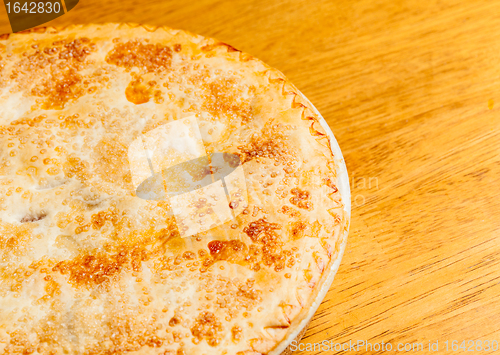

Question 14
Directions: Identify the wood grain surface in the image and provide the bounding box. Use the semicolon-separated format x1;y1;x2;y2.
1;0;499;354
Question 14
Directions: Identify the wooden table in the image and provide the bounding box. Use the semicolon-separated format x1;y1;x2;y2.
1;0;499;353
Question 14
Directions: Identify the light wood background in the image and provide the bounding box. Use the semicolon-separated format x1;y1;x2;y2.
1;0;500;354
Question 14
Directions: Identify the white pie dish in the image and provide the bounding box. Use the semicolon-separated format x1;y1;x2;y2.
272;93;351;355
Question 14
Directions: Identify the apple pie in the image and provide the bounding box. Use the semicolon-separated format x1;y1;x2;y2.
0;23;350;355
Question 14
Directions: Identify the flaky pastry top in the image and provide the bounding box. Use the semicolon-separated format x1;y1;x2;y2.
0;23;347;355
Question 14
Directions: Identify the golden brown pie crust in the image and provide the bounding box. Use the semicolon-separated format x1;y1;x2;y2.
0;23;349;355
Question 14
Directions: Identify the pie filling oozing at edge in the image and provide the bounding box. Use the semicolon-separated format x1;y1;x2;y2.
0;24;347;355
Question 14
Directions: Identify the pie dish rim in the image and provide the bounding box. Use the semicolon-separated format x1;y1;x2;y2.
273;91;351;355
